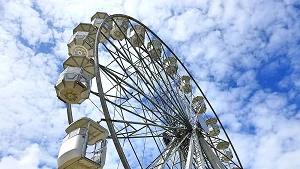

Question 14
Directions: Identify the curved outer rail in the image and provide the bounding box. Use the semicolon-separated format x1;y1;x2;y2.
93;14;131;169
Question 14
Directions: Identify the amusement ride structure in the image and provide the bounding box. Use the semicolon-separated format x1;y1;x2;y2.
54;12;243;169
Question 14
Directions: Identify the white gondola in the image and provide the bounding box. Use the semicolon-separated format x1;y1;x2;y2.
57;117;109;169
91;12;111;43
208;124;220;136
147;40;162;59
199;104;207;114
192;96;207;114
221;148;233;162
110;17;129;40
216;140;229;150
179;76;192;94
205;118;217;125
130;25;145;47
68;23;97;58
205;118;220;136
55;67;91;104
63;56;95;79
163;57;178;76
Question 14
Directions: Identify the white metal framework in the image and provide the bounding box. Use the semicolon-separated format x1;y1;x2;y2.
54;12;243;169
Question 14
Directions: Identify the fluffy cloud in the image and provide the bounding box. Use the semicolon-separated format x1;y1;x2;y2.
0;0;300;169
0;144;55;169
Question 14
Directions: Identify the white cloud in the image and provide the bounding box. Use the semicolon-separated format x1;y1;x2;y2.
1;0;300;169
0;144;56;169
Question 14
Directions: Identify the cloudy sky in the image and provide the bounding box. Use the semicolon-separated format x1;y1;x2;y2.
1;0;300;169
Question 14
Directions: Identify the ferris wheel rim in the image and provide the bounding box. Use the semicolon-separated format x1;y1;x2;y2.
91;13;243;169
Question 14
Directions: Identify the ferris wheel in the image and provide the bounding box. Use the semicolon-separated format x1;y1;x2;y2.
54;12;243;169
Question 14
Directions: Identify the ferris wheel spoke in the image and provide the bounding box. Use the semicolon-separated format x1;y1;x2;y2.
125;128;145;168
144;68;190;126
118;127;169;168
141;123;148;166
102;43;190;129
105;25;188;123
116;38;145;63
104;37;147;71
112;135;172;139
117;125;149;137
116;118;161;169
129;53;186;120
111;119;178;139
120;123;163;143
140;123;166;156
115;57;188;127
126;55;189;124
107;119;186;131
105;98;158;124
170;153;182;169
99;65;187;126
148;63;186;113
142;31;190;119
118;128;164;138
105;88;173;128
146;133;190;169
101;81;186;138
116;122;176;168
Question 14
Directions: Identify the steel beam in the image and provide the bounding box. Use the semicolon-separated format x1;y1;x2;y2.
66;103;73;124
185;135;194;169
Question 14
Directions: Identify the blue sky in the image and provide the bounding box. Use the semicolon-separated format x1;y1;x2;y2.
0;0;300;169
